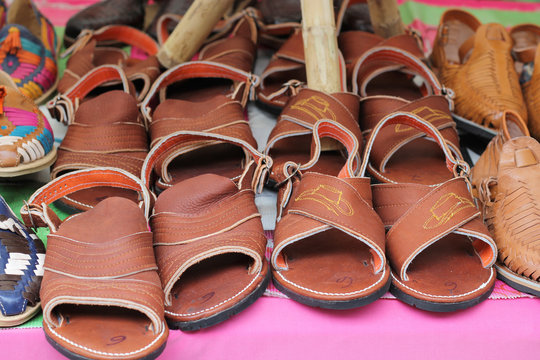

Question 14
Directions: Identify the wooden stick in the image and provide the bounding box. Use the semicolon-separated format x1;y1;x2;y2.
157;0;234;68
300;0;341;93
366;0;405;38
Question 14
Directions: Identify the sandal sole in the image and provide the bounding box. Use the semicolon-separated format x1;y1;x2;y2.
495;263;540;297
390;281;495;312
44;331;167;360
169;269;271;332
272;272;391;310
0;302;41;327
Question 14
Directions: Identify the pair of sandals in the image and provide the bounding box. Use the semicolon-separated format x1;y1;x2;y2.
260;28;497;311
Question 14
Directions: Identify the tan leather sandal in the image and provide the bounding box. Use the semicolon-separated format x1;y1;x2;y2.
430;9;527;129
20;168;168;360
141;132;269;331
510;24;540;141
473;111;540;297
366;112;497;312
47;65;148;211
271;119;390;309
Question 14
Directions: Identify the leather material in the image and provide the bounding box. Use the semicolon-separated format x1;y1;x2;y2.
365;112;497;307
64;0;145;44
354;46;462;185
151;173;268;325
472;112;540;293
59;25;160;102
510;24;540;141
430;9;527;129
48;66;148;211
271;119;390;307
471;111;529;190
20;168;167;360
264;88;362;184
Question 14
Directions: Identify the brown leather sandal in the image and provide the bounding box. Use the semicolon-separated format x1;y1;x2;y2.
47;65;148;211
59;25;160;101
141;132;269;331
353;46;462;184
20;168;168;360
270;119;390;309
365;112;498;311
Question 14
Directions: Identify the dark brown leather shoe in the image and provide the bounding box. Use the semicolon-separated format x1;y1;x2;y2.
64;0;145;46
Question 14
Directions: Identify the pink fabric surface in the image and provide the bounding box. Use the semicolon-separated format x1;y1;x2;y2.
2;297;539;359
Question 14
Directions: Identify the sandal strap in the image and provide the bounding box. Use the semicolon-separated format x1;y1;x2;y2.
359;111;468;180
272;172;385;273
352;46;442;97
360;96;460;173
62;25;158;59
20;168;153;231
372;178;497;281
141;61;259;125
47;65;131;125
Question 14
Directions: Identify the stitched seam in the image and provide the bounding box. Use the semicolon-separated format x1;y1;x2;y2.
46;321;167;357
391;268;494;299
275;267;386;296
165;271;261;317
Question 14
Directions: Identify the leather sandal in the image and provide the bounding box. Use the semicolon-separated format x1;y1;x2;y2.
473;111;540;297
0;194;44;327
59;25;160;102
141;132;269;331
354;47;462;184
430;9;527;129
263;88;362;188
510;24;540;140
366;112;497;311
47;65;148;211
20;168;168;360
271;119;390;309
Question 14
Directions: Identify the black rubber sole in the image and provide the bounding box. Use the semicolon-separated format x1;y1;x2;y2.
272;272;392;310
45;331;167;360
170;269;271;332
390;281;495;312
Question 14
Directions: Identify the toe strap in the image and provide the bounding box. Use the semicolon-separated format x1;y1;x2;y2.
272;172;386;273
373;177;497;281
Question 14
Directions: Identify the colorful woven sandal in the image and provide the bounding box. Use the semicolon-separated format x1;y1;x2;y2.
0;194;44;327
0;0;58;104
0;70;56;177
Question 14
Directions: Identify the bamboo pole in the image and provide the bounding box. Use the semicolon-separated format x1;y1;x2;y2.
157;0;234;68
366;0;405;38
300;0;341;93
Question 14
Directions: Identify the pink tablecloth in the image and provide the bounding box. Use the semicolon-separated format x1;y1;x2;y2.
2;297;539;360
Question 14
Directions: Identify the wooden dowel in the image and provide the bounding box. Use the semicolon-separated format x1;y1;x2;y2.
366;0;405;38
300;0;341;93
157;0;234;68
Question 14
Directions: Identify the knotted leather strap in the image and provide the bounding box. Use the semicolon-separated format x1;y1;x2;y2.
47;65;130;125
372;178;497;281
20;167;153;232
150;174;266;306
